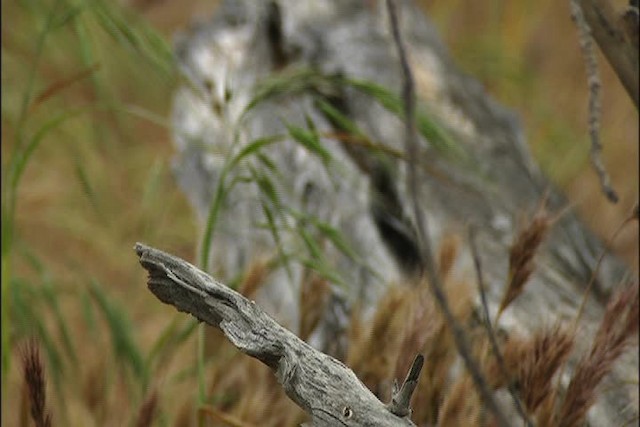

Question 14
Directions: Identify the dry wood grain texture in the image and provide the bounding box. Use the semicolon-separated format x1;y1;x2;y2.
135;243;421;426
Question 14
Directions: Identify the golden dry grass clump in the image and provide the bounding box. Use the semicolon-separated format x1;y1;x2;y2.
15;213;639;427
556;282;639;427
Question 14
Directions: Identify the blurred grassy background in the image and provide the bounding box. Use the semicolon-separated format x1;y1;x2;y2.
2;0;637;425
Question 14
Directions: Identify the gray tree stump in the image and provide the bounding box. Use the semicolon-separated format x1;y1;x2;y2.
165;0;637;425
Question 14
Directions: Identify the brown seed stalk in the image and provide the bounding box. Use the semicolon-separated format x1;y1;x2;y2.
21;339;52;427
498;200;553;318
557;282;639;427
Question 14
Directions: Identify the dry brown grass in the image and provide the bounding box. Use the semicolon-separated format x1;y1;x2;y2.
437;233;461;281
299;272;332;343
438;375;482;427
488;326;574;416
499;199;554;318
556;282;639;427
12;243;638;426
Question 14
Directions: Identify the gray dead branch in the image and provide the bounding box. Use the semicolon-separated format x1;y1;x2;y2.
135;242;419;426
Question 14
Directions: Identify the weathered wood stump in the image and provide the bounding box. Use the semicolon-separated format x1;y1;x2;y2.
158;0;637;425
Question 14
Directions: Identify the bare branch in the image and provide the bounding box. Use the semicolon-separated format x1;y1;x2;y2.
385;1;510;426
135;243;417;426
571;0;619;204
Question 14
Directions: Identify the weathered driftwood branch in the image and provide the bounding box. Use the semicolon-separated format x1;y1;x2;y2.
134;242;418;426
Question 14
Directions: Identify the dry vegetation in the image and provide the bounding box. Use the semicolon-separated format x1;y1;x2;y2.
2;0;637;426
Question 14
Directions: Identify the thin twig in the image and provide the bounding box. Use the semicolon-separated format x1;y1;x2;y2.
384;1;510;426
571;0;619;203
469;227;534;426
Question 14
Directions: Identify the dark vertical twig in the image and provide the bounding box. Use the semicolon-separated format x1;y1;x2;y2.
570;0;619;203
469;227;534;426
384;1;510;426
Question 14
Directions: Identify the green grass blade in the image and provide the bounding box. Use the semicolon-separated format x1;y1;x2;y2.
10;277;65;390
241;69;319;117
345;77;465;160
41;280;79;366
199;135;283;270
2;103;88;382
145;315;197;370
312;220;358;262
88;278;148;387
228;135;284;172
9;107;90;211
141;157;164;210
248;166;294;284
197;323;206;417
13;0;64;153
51;2;87;29
1;255;11;379
91;0;174;80
284;122;332;164
255;152;278;172
199;172;229;270
297;257;347;290
72;5;113;146
73;157;106;222
295;224;346;288
80;288;97;334
314;98;366;138
18;245;80;366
